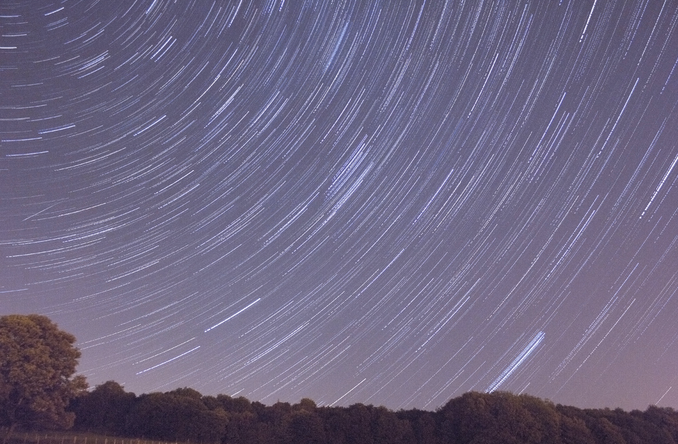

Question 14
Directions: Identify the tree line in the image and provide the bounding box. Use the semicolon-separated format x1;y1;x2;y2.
4;314;678;444
67;384;678;444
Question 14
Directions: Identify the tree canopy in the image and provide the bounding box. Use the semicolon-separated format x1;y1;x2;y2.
0;314;87;441
4;313;678;444
67;386;678;444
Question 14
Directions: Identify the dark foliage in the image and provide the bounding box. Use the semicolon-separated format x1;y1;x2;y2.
67;386;678;444
69;381;135;435
1;314;87;441
5;315;675;444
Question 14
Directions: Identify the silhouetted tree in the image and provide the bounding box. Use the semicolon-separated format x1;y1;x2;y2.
371;405;415;444
643;405;678;443
317;406;350;444
167;386;203;400
601;407;670;444
0;314;87;442
202;394;221;411
70;381;135;435
398;408;440;444
285;410;326;444
346;403;375;444
218;394;254;413
438;391;562;444
43;375;678;444
557;404;597;444
295;397;317;412
582;410;627;444
125;390;227;443
223;411;257;444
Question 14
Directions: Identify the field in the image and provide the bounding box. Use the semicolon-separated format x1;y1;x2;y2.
1;430;184;444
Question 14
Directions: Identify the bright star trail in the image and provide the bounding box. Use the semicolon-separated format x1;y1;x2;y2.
2;1;678;411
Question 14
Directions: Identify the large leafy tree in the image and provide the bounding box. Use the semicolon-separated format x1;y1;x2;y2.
0;314;87;441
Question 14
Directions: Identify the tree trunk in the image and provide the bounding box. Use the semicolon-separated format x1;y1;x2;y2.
2;422;17;444
3;396;22;444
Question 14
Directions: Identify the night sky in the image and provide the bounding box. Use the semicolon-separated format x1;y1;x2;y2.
2;0;678;412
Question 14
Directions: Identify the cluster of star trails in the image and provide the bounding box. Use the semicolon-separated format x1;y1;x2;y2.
2;0;678;410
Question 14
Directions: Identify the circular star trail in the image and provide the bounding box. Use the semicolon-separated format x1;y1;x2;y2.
2;0;678;411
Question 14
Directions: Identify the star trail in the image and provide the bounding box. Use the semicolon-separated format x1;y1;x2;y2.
2;0;678;411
